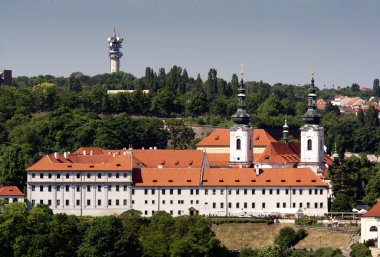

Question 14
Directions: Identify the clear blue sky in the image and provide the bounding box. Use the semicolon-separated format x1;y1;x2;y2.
1;0;379;88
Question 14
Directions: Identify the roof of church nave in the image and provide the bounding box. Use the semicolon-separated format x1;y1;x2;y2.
196;128;277;147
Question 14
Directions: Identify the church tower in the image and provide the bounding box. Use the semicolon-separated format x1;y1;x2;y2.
229;65;253;167
299;71;325;173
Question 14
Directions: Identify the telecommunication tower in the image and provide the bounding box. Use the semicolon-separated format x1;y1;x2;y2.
107;28;123;73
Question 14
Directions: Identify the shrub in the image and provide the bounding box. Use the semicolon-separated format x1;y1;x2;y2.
295;217;318;226
350;243;371;257
363;238;376;247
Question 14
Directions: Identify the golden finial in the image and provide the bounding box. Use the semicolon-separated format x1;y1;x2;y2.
240;64;244;81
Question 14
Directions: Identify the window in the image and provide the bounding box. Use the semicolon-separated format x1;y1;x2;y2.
252;189;255;195
236;189;239;195
32;173;35;178
252;202;255;208
65;200;69;206
220;202;224;208
132;200;135;204
98;199;102;206
87;173;91;179
178;200;184;204
315;189;318;195
320;189;323;195
320;203;323;208
276;189;280;195
293;203;296;208
299;203;303;208
87;199;91;206
299;189;303;195
116;173;119;178
285;189;289;195
116;185;119;191
108;185;111;191
178;189;181;195
32;200;35;206
277;202;280;208
57;185;60;191
205;189;208;195
123;199;127;205
307;139;312;150
236;138;241;150
262;202;266;208
57;200;60;206
163;200;166;204
314;202;318;208
124;185;127;191
236;203;240;208
48;185;52;192
48;173;52;179
98;173;101;179
145;211;148;215
370;226;378;232
307;202;310;208
244;202;247;208
124;173;127;178
152;200;155;204
76;173;80;179
170;200;173;204
262;189;265;195
309;189;312;195
170;210;173;215
244;189;248;195
170;189;173;195
76;186;80;192
283;203;286;208
269;189;273;195
144;200;148;204
213;189;216;195
87;186;91;192
66;173;69;179
108;173;112;178
40;173;43;178
98;185;102;192
221;189;224;195
116;199;120;206
40;186;43;192
190;189;193;195
196;200;199;204
178;210;181;215
213;203;216;208
132;189;135;195
228;189;232;195
162;189;166;195
65;185;69;192
57;173;61;179
228;202;232;208
32;185;35;191
144;189;148;195
48;200;51;205
292;189;296;194
108;199;112;206
76;200;80;206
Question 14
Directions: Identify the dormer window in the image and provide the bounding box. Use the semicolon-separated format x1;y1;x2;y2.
236;139;241;150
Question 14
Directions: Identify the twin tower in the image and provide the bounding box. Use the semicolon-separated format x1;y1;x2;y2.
228;68;325;173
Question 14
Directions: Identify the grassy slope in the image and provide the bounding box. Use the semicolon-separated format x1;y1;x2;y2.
212;223;352;251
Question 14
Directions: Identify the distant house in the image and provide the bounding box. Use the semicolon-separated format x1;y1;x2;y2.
316;99;327;110
107;90;150;94
0;185;24;203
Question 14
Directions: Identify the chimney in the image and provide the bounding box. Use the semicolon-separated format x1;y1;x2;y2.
90;150;94;155
154;146;157;150
64;152;69;159
83;150;87;156
255;165;260;176
149;147;153;150
54;152;59;160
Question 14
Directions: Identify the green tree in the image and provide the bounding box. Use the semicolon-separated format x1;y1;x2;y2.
350;243;371;257
331;194;352;212
274;226;298;248
373;78;379;97
165;119;195;149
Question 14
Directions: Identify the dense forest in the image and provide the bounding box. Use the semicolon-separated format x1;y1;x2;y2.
0;66;379;201
0;202;371;257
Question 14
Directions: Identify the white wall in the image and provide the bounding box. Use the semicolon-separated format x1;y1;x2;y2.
361;217;380;245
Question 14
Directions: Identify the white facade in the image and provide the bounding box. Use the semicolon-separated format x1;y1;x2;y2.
229;125;253;166
361;217;380;246
110;59;120;73
299;124;325;173
27;170;132;216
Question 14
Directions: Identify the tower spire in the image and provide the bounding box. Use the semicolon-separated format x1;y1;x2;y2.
332;143;339;159
231;64;250;125
302;67;321;125
283;117;289;144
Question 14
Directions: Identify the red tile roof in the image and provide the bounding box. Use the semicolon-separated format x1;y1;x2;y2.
26;153;133;171
197;129;277;147
202;167;327;187
363;201;380;217
207;153;262;166
133;168;201;186
0;185;24;196
131;150;205;168
74;147;104;155
256;142;300;163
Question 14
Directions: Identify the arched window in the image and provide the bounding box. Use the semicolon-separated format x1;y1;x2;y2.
236;139;241;150
307;139;312;151
370;226;378;232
